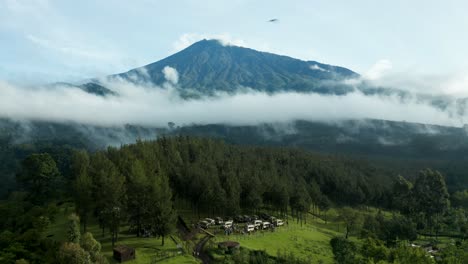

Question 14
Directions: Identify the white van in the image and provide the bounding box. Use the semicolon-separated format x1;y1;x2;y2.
275;219;284;227
224;221;233;229
254;220;262;229
246;224;255;232
262;222;270;229
205;218;215;225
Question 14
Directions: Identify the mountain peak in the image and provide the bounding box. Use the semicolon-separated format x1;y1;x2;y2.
113;39;359;95
187;38;241;48
194;38;223;45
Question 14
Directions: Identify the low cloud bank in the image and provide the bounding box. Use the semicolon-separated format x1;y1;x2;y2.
0;67;466;128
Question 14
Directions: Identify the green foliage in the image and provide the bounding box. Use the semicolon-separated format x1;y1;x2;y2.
72;150;93;233
88;152;125;247
276;251;311;264
360;238;390;263
68;213;81;244
57;242;91;264
391;175;413;214
149;172;176;246
439;240;468;264
80;232;107;264
120;136;392;215
338;207;363;239
451;190;468;209
360;212;417;246
0;193;59;263
330;236;358;264
390;245;435;264
125;159;149;236
4;136;468;263
412;169;450;217
16;153;62;204
215;247;311;264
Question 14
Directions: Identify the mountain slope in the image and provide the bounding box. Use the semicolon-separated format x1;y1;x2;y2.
114;39;359;94
74;39;465;116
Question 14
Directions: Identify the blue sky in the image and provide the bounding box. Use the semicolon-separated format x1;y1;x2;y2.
1;0;468;84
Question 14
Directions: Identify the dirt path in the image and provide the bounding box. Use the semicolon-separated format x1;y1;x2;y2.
194;235;212;264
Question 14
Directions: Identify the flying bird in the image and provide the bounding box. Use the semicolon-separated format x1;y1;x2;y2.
268;18;279;23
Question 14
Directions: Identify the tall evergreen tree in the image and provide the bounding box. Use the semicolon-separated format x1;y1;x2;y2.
16;153;61;204
392;175;413;214
126;160;149;237
149;172;175;246
412;169;450;217
71;150;93;232
89;153;125;245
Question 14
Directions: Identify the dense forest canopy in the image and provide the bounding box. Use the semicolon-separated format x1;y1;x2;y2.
96;136;394;211
2;136;468;263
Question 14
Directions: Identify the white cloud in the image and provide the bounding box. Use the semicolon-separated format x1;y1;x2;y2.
162;66;179;85
363;59;393;81
352;59;468;97
437;73;468;96
310;64;328;72
172;33;247;52
0;78;464;128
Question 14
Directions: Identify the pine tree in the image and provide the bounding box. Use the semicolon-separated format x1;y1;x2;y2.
89;152;125;246
72;150;93;232
126;160;149;237
16;153;61;204
149;172;176;246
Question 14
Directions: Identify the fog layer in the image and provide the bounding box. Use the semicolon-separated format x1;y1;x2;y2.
0;68;466;128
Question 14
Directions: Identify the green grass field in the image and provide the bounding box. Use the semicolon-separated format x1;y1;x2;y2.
46;204;355;263
205;216;339;264
46;203;199;263
86;224;199;264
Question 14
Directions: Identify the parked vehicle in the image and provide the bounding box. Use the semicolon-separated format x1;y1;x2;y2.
262;222;270;229
215;217;224;225
205;218;215;225
254;220;262;229
224;221;233;229
275;219;284;227
243;215;251;222
245;224;255;232
251;215;259;220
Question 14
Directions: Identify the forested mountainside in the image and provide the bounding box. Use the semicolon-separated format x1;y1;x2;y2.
2;118;468;199
3;136;468;263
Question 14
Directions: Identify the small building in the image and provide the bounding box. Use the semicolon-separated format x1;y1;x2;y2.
113;245;136;263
